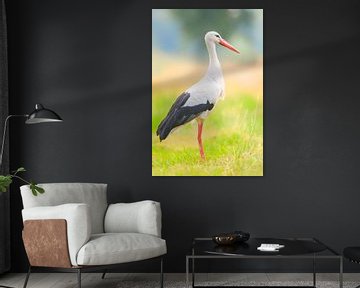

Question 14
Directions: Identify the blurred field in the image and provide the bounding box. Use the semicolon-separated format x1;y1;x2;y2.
152;57;263;176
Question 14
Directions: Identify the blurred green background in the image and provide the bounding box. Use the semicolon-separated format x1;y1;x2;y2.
152;9;263;176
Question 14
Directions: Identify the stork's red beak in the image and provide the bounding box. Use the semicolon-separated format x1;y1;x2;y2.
219;39;240;54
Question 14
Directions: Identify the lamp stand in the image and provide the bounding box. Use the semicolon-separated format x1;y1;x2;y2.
0;105;62;288
0;115;27;288
0;114;28;169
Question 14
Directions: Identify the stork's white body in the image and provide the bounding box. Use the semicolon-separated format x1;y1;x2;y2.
184;35;225;119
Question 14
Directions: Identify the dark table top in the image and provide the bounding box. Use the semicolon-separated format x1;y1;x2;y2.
191;238;340;257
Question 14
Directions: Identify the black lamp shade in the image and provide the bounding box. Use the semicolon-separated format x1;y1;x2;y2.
25;104;63;124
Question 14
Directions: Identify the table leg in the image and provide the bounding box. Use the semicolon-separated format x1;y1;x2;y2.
192;257;195;288
192;247;195;288
313;254;316;287
339;257;343;288
186;257;189;288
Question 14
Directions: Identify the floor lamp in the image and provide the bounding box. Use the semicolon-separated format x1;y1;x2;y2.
0;103;62;288
0;103;63;167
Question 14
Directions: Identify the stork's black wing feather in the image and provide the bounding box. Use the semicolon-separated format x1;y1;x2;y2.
156;92;214;141
156;92;190;136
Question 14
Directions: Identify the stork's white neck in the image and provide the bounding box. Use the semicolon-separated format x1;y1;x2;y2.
205;39;223;80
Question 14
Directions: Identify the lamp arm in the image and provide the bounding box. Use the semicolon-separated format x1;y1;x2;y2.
0;114;28;169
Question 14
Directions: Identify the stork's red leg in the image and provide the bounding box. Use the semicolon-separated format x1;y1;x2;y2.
197;119;205;159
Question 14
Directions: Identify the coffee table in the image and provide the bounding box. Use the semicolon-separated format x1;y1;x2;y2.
186;237;343;288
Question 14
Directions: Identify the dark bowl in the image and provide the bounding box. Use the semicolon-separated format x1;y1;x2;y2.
212;234;237;245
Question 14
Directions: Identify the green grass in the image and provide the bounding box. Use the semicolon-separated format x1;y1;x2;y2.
152;89;263;176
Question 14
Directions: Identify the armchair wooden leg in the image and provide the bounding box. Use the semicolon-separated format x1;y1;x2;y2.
77;269;81;288
23;266;31;288
101;270;107;279
160;257;164;288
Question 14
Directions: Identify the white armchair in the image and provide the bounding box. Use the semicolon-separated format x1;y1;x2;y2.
20;183;166;288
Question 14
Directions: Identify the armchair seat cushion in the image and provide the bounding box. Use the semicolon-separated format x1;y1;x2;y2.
76;233;167;266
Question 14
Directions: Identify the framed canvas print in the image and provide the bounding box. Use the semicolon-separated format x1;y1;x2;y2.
152;9;263;176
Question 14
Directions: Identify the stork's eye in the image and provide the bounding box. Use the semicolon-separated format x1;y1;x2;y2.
215;35;220;38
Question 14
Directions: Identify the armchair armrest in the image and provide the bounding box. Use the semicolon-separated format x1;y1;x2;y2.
104;200;162;237
22;203;91;266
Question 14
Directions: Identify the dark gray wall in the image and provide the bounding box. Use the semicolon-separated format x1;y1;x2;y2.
6;0;360;273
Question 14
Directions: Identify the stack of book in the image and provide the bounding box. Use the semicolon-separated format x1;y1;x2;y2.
257;243;285;252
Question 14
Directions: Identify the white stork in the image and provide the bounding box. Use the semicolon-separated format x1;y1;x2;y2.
156;31;240;159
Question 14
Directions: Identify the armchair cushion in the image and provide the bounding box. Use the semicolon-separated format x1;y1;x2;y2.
21;183;108;234
22;203;91;266
76;233;167;266
104;201;162;237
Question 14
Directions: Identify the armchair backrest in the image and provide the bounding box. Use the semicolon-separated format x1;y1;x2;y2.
20;183;108;234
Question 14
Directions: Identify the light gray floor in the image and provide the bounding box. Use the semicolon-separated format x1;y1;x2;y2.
0;273;359;288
